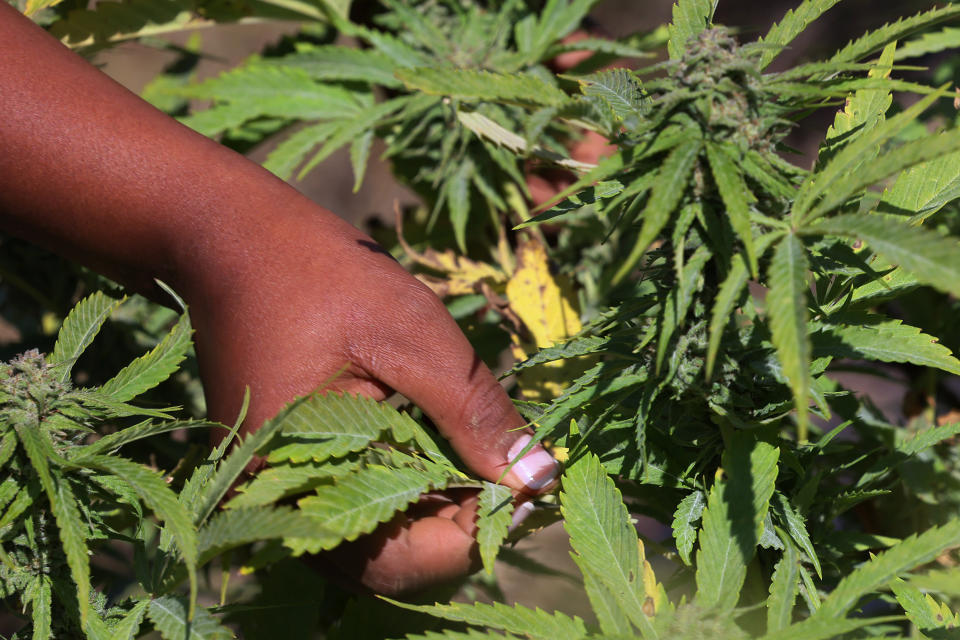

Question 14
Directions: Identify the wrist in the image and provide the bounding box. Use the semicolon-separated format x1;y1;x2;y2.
165;176;364;314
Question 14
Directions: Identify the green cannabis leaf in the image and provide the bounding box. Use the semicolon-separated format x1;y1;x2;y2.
475;482;515;574
11;2;960;639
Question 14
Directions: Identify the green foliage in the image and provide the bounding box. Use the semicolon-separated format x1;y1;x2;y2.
814;519;960;620
577;69;646;125
810;213;960;297
146;0;658;251
0;296;208;636
46;0;346;48
766;541;801;633
758;0;843;68
896;26;960;61
514;0;599;62
475;482;514;574
179;66;366;137
612;138;701;284
11;1;960;639
0;295;467;638
47;291;125;382
291;458;452;554
890;578;960;638
98;311;191;402
384;598;588;640
882;150;960;223
225;457;358;509
827;5;960;65
560;452;656;637
816;318;960;375
667;0;716;60
671;490;705;566
694;434;780;612
395;68;569;106
147;596;234;640
767;234;813;439
197;506;332;564
187;396;290;526
259;390;455;467
706;142;757;275
112;600;150;640
82;453;201;610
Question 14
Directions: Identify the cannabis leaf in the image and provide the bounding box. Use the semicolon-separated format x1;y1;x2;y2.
98;311;192;402
289;463;448;554
613;137;700;284
668;0;716;60
383;599;588;640
758;0;843;68
395;68;569;107
695;433;779;612
767;234;813;440
814;319;960;375
475;482;515;574
767;541;802;633
561;452;656;637
809;213;960;299
814;519;960;620
48;291;125;383
671;490;705;566
147;596;234;640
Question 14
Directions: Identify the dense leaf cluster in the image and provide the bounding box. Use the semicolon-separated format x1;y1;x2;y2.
146;0;660;251
4;0;960;638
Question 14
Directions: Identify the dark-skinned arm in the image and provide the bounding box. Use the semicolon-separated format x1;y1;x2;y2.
0;3;559;594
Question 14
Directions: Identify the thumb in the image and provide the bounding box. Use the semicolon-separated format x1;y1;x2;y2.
351;284;560;495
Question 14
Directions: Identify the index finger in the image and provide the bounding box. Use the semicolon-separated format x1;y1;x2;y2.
349;277;560;495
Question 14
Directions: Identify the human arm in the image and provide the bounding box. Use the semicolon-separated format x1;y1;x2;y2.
0;3;558;593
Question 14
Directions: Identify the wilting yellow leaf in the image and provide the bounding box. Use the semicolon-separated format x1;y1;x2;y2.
506;240;584;400
396;205;505;297
414;251;505;297
509;338;570;400
24;0;63;16
506;240;581;348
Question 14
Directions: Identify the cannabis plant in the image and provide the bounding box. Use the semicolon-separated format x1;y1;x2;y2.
383;0;960;636
6;0;960;638
0;290;522;638
0;292;206;637
152;0;665;252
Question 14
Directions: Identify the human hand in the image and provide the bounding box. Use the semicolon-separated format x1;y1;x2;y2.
177;199;560;594
0;2;558;596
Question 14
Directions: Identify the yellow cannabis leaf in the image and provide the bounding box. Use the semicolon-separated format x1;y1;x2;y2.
24;0;63;16
415;251;506;297
506;240;581;349
396;205;506;298
506;240;584;401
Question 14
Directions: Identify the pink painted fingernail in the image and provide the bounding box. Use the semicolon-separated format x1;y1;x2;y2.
507;434;559;492
509;501;536;532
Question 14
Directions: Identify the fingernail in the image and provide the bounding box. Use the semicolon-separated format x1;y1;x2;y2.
509;501;536;532
507;434;559;492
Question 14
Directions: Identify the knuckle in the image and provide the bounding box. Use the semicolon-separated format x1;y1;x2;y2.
453;376;522;453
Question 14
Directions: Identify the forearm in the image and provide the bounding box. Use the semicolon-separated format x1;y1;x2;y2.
0;3;348;303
